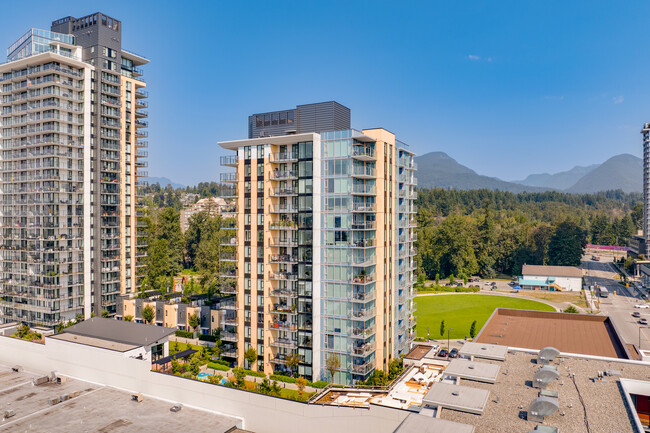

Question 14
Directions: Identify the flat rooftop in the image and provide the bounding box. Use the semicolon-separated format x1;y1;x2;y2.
0;365;240;432
405;344;435;360
475;309;628;359
394;413;475;433
423;382;490;415
458;342;508;361
49;317;176;351
437;350;648;432
443;360;500;384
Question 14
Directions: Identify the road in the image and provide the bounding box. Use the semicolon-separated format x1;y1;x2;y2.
582;256;650;351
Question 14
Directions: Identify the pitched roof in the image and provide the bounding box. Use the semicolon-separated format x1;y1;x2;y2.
522;264;582;278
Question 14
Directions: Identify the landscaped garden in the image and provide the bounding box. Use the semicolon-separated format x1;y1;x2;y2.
414;293;556;340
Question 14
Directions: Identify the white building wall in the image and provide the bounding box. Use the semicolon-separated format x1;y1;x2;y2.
0;336;409;433
522;274;582;291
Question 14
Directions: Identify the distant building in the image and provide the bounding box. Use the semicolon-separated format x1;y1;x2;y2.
643;123;650;256
179;197;235;233
180;193;200;207
518;264;582;291
115;294;224;335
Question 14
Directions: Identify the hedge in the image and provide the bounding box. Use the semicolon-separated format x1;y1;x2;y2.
213;359;229;366
198;334;218;342
207;362;230;372
417;285;480;293
270;374;329;388
244;369;267;378
175;330;194;338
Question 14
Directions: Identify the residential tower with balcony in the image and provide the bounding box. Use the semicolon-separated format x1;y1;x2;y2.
218;103;417;384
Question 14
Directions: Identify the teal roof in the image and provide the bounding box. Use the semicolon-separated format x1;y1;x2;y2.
518;279;549;286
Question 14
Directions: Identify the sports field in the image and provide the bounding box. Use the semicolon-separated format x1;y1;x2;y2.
414;294;556;340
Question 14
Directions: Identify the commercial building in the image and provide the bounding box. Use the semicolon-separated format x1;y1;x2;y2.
0;13;148;326
180;196;235;233
2;311;650;433
218;102;417;383
518;264;582;291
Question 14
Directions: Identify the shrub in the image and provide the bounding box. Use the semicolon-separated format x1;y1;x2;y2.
175;330;194;339
270;374;296;384
214;359;229;366
208;362;230;372
244;369;266;378
198;334;217;342
309;380;329;389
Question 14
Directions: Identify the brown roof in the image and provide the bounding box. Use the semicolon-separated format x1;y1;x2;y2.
475;309;628;359
404;344;434;360
522;264;582;278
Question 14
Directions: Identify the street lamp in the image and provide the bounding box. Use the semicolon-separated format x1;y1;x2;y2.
448;328;453;352
427;327;430;341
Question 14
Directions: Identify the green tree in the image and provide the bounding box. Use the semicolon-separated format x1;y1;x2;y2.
244;347;258;369
325;353;340;383
124;315;134;322
232;367;247;388
564;305;578;314
101;310;110;318
286;353;301;377
440;319;445;338
435;273;440;286
188;313;200;332
548;220;587;266
142;305;155;324
469;320;477;339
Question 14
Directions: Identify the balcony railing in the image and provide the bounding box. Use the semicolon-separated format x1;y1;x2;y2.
269;151;298;163
220;155;237;167
271;170;297;180
270;272;298;281
351;203;376;213
270;187;297;196
220;172;237;183
269;221;297;230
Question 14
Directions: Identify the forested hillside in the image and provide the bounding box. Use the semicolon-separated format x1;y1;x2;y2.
415;188;642;279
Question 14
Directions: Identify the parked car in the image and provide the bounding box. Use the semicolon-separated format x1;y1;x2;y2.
640;318;648;325
490;282;497;286
633;312;641;318
438;349;448;358
635;304;650;309
456;282;464;287
508;281;516;286
449;348;458;358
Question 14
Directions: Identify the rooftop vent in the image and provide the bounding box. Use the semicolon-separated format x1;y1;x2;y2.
533;366;560;389
537;347;560;365
527;396;559;422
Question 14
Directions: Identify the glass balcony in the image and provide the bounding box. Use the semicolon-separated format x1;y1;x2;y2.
271;170;297;180
269;151;298;163
220;155;237;167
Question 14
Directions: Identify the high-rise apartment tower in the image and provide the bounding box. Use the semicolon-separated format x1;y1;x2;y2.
218;103;417;384
0;13;148;326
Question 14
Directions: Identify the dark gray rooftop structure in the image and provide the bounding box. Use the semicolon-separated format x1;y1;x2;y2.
54;317;175;349
248;101;350;138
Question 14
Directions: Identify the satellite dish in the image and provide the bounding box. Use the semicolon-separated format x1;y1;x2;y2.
538;347;560;365
528;396;559;422
533;366;560;389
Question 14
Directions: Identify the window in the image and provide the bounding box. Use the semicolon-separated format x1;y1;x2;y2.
287;111;294;124
257;214;264;225
279;112;286;125
257;164;263;177
257;145;264;159
264;114;270;126
256;115;263;127
257;181;264;192
272;113;279;125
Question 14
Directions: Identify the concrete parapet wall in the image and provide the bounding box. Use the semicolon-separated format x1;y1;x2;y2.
0;335;408;433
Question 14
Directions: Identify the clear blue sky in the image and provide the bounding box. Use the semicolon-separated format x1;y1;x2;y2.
3;0;649;185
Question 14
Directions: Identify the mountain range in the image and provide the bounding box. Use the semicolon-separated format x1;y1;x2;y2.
144;177;185;189
414;152;643;194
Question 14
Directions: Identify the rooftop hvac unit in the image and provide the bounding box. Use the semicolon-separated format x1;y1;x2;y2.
48;397;61;406
11;365;22;372
33;376;49;386
527;396;559;422
533;366;560;389
3;409;15;419
537;347;560;365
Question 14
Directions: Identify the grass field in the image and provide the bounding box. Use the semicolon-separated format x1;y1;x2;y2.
415;294;556;340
